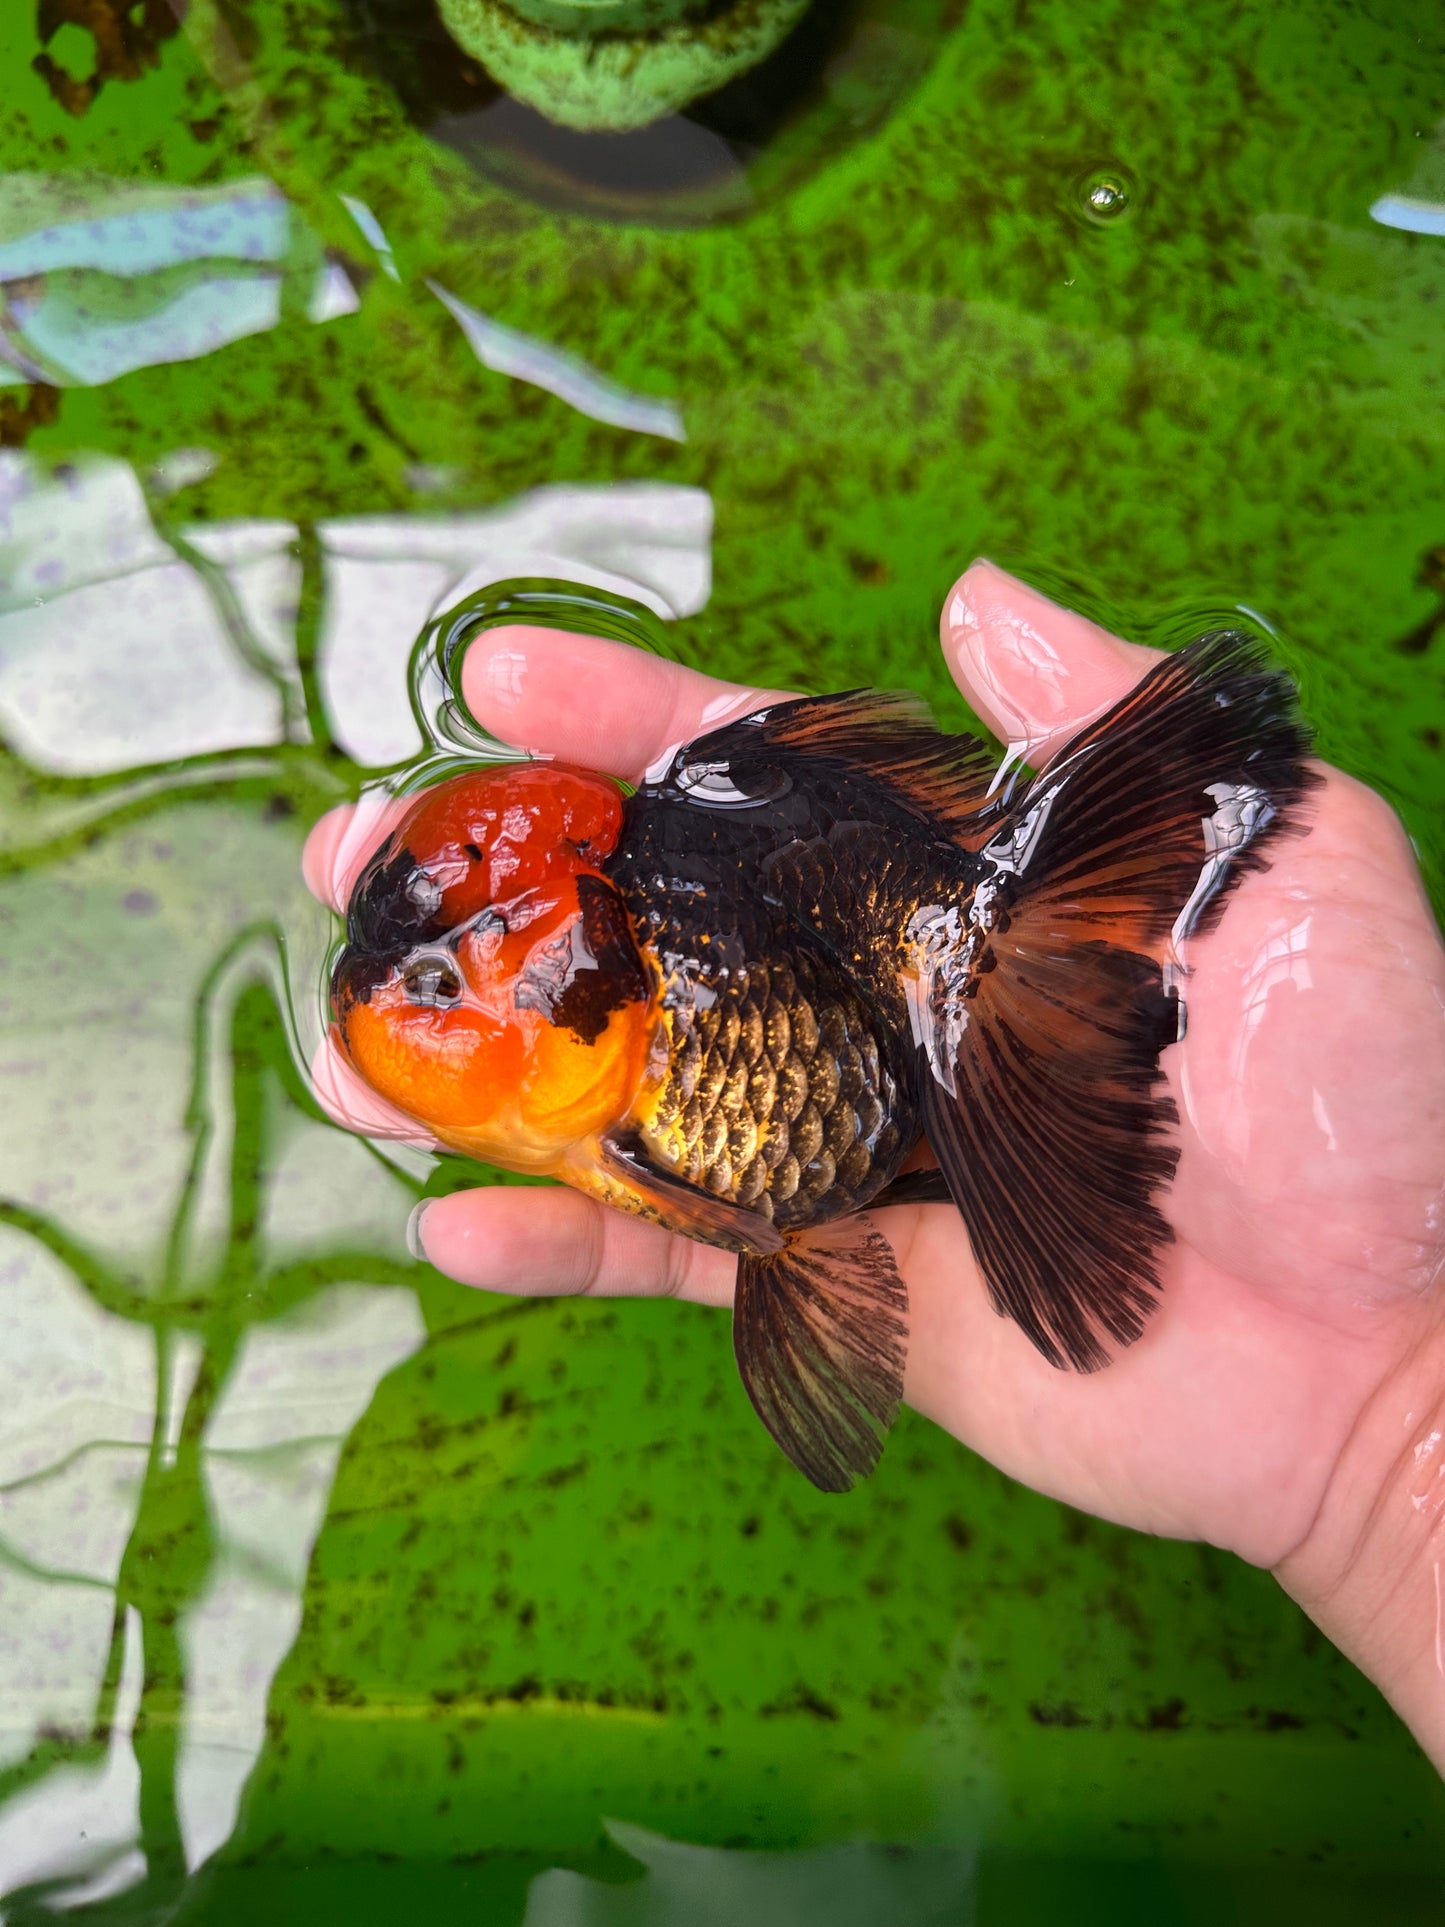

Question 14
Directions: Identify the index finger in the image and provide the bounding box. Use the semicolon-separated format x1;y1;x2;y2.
942;560;1162;768
304;627;791;912
460;624;793;783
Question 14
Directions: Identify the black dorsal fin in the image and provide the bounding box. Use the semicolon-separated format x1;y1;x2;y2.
676;690;1005;844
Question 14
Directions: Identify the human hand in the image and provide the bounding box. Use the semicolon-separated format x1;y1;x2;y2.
304;560;1445;1769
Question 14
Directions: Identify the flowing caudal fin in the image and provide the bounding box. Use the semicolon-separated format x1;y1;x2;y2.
733;1217;908;1492
917;630;1319;1372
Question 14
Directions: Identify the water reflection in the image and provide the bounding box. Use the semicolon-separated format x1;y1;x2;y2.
0;169;689;463
0;917;427;1910
1371;195;1445;238
0;177;357;392
0;422;711;1906
318;483;710;764
522;1820;978;1925
427;279;687;442
1368;121;1445;239
0;1609;143;1910
0;457;296;770
345;0;957;226
0;452;710;772
179;1287;427;1872
431;0;810;133
334;191;686;440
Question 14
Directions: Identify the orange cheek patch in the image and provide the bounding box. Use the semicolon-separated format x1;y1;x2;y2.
453;877;655;1154
336;873;657;1172
513;988;654;1148
338;995;512;1133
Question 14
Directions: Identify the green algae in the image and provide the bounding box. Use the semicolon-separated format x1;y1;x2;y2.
0;1;1443;1921
433;0;811;133
5;0;1440;858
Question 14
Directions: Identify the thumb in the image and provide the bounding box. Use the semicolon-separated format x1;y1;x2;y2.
941;559;1161;768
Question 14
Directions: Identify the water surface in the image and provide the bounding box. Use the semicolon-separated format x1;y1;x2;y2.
1;1;1443;1919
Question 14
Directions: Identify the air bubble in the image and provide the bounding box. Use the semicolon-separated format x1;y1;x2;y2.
1075;163;1137;226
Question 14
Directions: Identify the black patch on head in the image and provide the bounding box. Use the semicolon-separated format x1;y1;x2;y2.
559;874;648;1040
334;839;458;1022
331;946;396;1019
347;842;449;955
513;874;647;1045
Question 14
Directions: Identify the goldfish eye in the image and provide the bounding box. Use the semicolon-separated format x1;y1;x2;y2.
401;953;463;1009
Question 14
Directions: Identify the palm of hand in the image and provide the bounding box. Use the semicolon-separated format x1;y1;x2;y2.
902;759;1444;1567
306;563;1445;1572
1173;774;1442;1324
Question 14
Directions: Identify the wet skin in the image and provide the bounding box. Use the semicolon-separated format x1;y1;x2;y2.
305;559;1445;1770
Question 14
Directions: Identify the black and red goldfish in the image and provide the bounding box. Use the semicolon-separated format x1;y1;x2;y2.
328;633;1315;1491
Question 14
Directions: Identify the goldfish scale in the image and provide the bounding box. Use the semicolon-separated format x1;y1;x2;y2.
625;930;910;1236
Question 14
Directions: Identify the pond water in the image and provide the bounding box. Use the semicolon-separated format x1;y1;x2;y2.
1;1;1443;1921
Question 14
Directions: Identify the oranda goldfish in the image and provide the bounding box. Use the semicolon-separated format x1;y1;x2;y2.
329;632;1315;1490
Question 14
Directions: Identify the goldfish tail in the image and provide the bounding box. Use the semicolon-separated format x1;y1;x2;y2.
733;1217;908;1492
915;630;1319;1373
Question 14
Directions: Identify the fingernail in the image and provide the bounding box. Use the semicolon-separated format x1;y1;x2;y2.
406;1200;433;1262
945;559;1000;643
465;625;544;712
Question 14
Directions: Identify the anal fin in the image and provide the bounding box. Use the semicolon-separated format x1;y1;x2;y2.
733;1216;908;1492
869;1168;954;1210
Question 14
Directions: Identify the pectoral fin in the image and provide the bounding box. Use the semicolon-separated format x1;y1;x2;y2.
733;1216;908;1492
597;1129;784;1256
